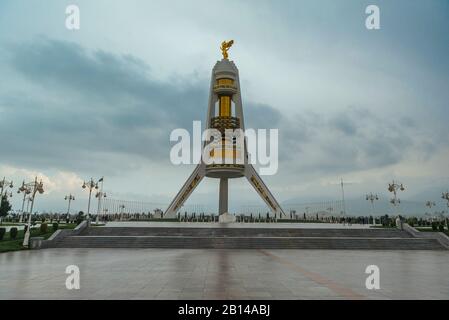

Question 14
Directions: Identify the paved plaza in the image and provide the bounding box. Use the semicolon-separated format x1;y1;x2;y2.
1;248;448;299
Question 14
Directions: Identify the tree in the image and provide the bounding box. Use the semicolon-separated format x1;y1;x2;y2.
75;211;85;225
0;195;12;225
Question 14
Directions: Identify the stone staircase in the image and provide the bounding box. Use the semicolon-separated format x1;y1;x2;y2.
49;226;447;250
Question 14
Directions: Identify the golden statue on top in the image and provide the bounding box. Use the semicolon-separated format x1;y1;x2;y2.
220;40;234;59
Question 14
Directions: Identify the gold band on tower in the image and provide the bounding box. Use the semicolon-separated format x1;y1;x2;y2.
217;78;233;117
219;96;231;116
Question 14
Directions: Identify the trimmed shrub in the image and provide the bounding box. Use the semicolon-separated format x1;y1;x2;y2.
407;217;418;227
438;224;444;232
76;217;83;225
432;222;438;231
0;228;5;240
40;223;48;234
75;211;85;226
10;227;18;240
52;222;59;232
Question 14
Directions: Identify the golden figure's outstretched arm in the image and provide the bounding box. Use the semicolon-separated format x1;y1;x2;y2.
220;40;234;59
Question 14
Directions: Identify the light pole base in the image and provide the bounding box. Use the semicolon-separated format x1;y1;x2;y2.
219;212;236;224
23;230;30;247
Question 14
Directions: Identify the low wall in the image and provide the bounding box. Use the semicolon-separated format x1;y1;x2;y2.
403;223;449;249
33;220;89;249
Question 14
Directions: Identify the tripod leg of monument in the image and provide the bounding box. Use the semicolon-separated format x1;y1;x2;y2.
164;163;205;217
245;164;285;217
219;178;228;215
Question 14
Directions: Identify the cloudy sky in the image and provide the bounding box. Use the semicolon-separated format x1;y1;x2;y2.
0;0;448;214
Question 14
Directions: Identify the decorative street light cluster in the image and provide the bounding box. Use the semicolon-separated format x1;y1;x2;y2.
0;177;14;198
366;193;379;205
82;177;105;222
95;177;106;224
19;177;44;247
388;180;405;207
424;200;437;221
365;192;379;211
365;193;379;225
17;180;31;223
425;201;436;209
0;177;14;224
442;192;449;207
64;194;75;214
82;178;98;221
119;204;125;221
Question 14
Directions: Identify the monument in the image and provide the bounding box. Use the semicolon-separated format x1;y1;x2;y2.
164;41;285;219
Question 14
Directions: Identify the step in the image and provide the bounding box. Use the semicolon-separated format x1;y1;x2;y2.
52;236;445;250
81;227;412;238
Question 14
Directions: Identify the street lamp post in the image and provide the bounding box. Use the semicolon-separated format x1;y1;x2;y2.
17;181;31;223
0;177;14;196
425;200;436;218
340;178;347;217
442;192;449;206
442;192;449;228
388;180;405;229
425;201;436;221
366;193;379;224
95;177;106;224
119;204;125;221
82;178;100;222
103;208;109;222
25;196;33;216
20;177;44;247
0;177;13;224
64;194;75;215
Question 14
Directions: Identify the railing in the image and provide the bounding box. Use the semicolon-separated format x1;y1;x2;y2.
210;116;240;130
213;84;237;92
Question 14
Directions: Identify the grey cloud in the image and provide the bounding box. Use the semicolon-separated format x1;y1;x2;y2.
8;37;207;127
329;112;358;136
245;103;282;129
277;106;435;176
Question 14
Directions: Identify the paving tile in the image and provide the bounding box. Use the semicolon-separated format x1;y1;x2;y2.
1;248;448;299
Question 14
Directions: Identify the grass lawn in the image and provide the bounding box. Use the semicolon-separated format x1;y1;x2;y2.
370;225;397;229
0;224;77;253
0;222;25;226
415;227;449;236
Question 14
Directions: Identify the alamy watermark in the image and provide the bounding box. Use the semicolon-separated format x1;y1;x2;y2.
65;5;80;30
365;5;380;30
365;265;380;290
65;265;80;290
169;121;279;176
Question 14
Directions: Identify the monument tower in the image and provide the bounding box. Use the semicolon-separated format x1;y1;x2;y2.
164;41;284;218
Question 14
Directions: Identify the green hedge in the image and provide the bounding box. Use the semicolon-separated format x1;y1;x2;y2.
10;227;18;240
